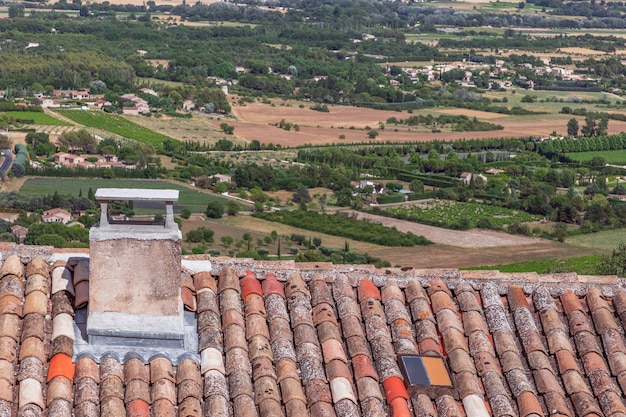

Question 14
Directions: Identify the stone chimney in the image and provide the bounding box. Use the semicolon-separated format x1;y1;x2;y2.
86;188;184;348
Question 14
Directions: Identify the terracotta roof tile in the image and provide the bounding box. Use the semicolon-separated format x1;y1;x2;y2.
516;391;543;417
0;294;23;316
25;274;49;297
150;378;176;404
179;396;203;417
1;255;24;278
12;253;626;417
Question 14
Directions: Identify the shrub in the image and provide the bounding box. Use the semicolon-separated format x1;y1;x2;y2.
288;245;300;255
205;201;224;219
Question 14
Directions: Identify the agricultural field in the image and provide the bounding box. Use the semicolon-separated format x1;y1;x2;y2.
54;110;175;147
2;111;71;126
566;228;626;251
565;150;626;165
228;100;626;146
18;178;224;214
124;114;247;147
463;255;602;275
382;200;540;229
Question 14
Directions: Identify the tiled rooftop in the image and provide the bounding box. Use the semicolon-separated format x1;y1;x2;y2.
1;245;626;417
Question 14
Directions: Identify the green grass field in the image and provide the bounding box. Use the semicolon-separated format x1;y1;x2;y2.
19;178;225;214
2;111;71;126
463;255;602;275
54;110;174;147
565;150;626;165
567;228;626;251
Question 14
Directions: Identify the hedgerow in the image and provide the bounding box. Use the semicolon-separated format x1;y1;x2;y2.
254;211;432;246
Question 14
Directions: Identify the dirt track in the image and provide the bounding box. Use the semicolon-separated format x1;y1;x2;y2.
344;211;540;248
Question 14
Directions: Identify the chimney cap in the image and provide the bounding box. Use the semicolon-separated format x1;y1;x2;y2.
94;188;179;202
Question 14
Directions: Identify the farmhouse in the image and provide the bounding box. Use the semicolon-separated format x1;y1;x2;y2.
10;225;27;243
0;238;623;417
42;207;71;224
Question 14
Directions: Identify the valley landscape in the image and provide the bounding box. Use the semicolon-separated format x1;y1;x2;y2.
0;0;624;274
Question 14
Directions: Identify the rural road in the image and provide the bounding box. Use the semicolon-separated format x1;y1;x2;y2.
344;210;541;248
0;149;13;178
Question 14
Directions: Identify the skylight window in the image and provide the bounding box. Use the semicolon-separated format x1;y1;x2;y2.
398;355;453;387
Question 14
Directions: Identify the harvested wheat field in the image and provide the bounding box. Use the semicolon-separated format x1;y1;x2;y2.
223;103;626;146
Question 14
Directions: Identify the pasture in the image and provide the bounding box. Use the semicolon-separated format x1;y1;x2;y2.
18;178;224;214
565;150;626;165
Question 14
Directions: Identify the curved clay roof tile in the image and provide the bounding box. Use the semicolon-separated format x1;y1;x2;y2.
49;335;73;358
99;356;123;382
202;370;228;400
25;257;49;279
124;358;149;384
202;395;229;417
275;358;299;383
258;398;284;417
218;267;240;294
285;274;310;299
47;376;73;404
248;335;273;363
233;394;259;417
309;279;333;308
261;273;284;299
51;292;75;318
47;399;72;417
251;356;276;382
23;292;48;316
294;324;319;348
100;376;123;402
149;357;175;384
51;313;75;342
75;357;100;384
0;313;20;342
152;398;176;417
196;291;219;315
1;255;24;278
219;290;243;315
175;359;200;385
317;322;341;344
193;271;216;293
17;356;44;384
0;379;11;403
246;314;270;341
21;313;45;341
73;281;89;309
254;376;281;404
0;275;24;300
72;261;89;285
100;396;125;417
74;400;99;417
25;274;49;297
177;379;201;404
0;295;23;317
264;295;289;322
381;282;404;304
224;326;247;355
0;339;18;366
229;370;254;399
613;290;626;316
124;379;150;404
18;337;45;363
51;267;74;296
178;396;202;417
331;275;355;302
74;376;99;405
18;378;44;409
309;401;336;417
244;295;266;318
